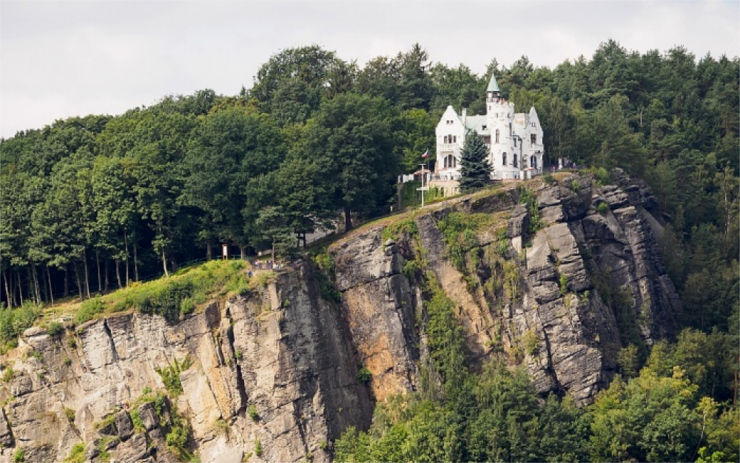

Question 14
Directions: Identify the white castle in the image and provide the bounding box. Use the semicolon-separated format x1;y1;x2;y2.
432;73;544;193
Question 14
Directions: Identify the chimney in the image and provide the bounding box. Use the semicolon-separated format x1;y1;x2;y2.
461;108;467;125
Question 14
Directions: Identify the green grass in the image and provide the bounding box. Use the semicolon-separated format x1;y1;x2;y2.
0;303;42;353
436;212;495;271
63;443;86;463
156;356;193;397
42;260;250;328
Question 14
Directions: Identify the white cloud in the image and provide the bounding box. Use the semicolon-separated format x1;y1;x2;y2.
1;0;738;138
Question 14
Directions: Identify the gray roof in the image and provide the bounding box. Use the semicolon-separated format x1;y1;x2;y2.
486;73;500;93
464;115;489;135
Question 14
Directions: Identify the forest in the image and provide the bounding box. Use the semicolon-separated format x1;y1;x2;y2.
0;40;738;461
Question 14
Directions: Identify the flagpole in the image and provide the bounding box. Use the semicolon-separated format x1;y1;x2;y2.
419;162;425;208
418;149;429;209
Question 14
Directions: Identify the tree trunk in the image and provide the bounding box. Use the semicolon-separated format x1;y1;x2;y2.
133;239;139;282
104;259;109;292
161;249;169;277
29;264;40;304
240;246;246;260
206;243;213;260
63;265;69;298
3;270;11;308
95;249;102;294
74;264;83;300
344;206;352;231
46;265;54;305
82;249;91;299
16;271;23;306
124;232;130;287
115;260;122;289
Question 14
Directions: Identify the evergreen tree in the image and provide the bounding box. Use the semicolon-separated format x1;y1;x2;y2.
458;131;491;193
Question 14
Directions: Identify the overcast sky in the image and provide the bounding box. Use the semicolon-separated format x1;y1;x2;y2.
1;0;738;139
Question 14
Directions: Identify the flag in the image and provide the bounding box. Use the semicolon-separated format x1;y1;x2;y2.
421;150;429;159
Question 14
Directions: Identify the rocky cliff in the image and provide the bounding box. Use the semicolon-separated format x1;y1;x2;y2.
0;170;679;462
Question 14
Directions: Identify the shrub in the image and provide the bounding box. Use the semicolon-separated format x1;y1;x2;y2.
597;202;609;215
248;404;260;421
179;297;196;317
544;173;555;184
594;167;610;185
64;407;75;423
63;357;72;367
559;274;568;295
570;179;582;193
156;356;193;397
518;187;541;233
214;418;229;435
2;367;14;382
382;219;419;241
137;279;194;324
13;448;24;463
75;298;105;324
523;330;540;356
130;408;144;433
47;321;64;338
63;443;85;463
356;366;372;384
0;303;42;351
254;439;263;457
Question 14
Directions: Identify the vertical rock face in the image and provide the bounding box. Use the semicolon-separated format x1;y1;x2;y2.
0;171;679;461
0;263;371;463
328;171;679;405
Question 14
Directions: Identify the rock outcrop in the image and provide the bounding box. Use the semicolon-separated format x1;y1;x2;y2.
0;170;679;461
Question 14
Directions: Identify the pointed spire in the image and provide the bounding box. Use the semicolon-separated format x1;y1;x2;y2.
486;73;500;93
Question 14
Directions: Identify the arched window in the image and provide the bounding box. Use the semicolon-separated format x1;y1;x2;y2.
513;138;517;147
509;122;512;135
513;154;518;168
495;129;500;144
443;154;455;169
502;152;507;166
530;155;537;169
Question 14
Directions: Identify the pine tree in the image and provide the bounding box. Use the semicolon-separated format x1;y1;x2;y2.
458;131;492;193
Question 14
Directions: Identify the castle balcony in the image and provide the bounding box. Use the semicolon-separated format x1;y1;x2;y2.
438;143;458;151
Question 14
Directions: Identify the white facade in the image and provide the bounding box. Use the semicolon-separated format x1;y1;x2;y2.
434;73;544;183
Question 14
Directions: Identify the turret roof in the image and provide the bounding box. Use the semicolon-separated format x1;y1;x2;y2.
486;73;500;93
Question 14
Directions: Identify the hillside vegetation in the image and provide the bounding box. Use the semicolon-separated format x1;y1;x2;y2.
0;40;737;463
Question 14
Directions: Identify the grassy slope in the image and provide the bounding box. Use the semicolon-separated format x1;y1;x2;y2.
37;259;257;328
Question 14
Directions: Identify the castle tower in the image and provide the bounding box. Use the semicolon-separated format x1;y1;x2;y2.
485;73;518;179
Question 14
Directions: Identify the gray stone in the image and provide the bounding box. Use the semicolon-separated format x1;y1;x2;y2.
114;410;134;441
0;408;13;447
115;432;148;461
137;402;160;431
85;443;100;460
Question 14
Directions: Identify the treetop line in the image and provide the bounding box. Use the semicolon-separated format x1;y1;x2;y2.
0;41;736;319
